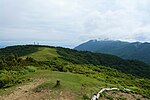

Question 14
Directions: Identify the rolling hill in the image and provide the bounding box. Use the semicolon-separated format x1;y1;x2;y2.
0;45;150;78
74;40;150;64
0;45;150;99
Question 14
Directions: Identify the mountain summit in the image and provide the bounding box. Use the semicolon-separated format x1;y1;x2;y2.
74;40;150;64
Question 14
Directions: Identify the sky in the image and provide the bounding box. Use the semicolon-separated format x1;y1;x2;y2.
0;0;150;48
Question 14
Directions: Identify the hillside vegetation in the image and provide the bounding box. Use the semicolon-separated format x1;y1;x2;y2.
0;45;150;78
75;40;150;64
0;45;150;99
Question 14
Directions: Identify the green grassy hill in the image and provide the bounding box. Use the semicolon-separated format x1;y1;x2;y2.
0;45;150;99
21;47;59;61
0;45;150;78
1;70;147;100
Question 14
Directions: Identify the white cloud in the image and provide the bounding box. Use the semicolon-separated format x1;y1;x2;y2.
0;0;150;47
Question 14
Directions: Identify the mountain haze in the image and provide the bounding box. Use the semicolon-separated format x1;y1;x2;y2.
74;40;150;64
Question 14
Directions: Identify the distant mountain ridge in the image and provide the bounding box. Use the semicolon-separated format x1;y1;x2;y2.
74;40;150;64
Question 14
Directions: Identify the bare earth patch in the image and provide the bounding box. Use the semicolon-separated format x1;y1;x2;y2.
49;90;76;100
0;80;77;100
0;79;50;100
101;91;149;100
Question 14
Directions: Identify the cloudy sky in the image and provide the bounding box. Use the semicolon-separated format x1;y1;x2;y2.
0;0;150;48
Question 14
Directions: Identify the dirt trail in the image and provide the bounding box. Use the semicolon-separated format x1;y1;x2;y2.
0;79;49;100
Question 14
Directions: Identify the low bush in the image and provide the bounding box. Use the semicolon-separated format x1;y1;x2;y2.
0;70;19;88
26;66;37;72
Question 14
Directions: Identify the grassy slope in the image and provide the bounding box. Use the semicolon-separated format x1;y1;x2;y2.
0;45;150;99
18;46;149;78
57;47;150;78
28;70;150;100
0;70;106;99
28;70;102;99
0;70;147;100
21;47;59;61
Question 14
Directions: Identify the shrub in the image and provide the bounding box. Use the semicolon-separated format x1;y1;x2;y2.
0;70;18;88
26;66;37;72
